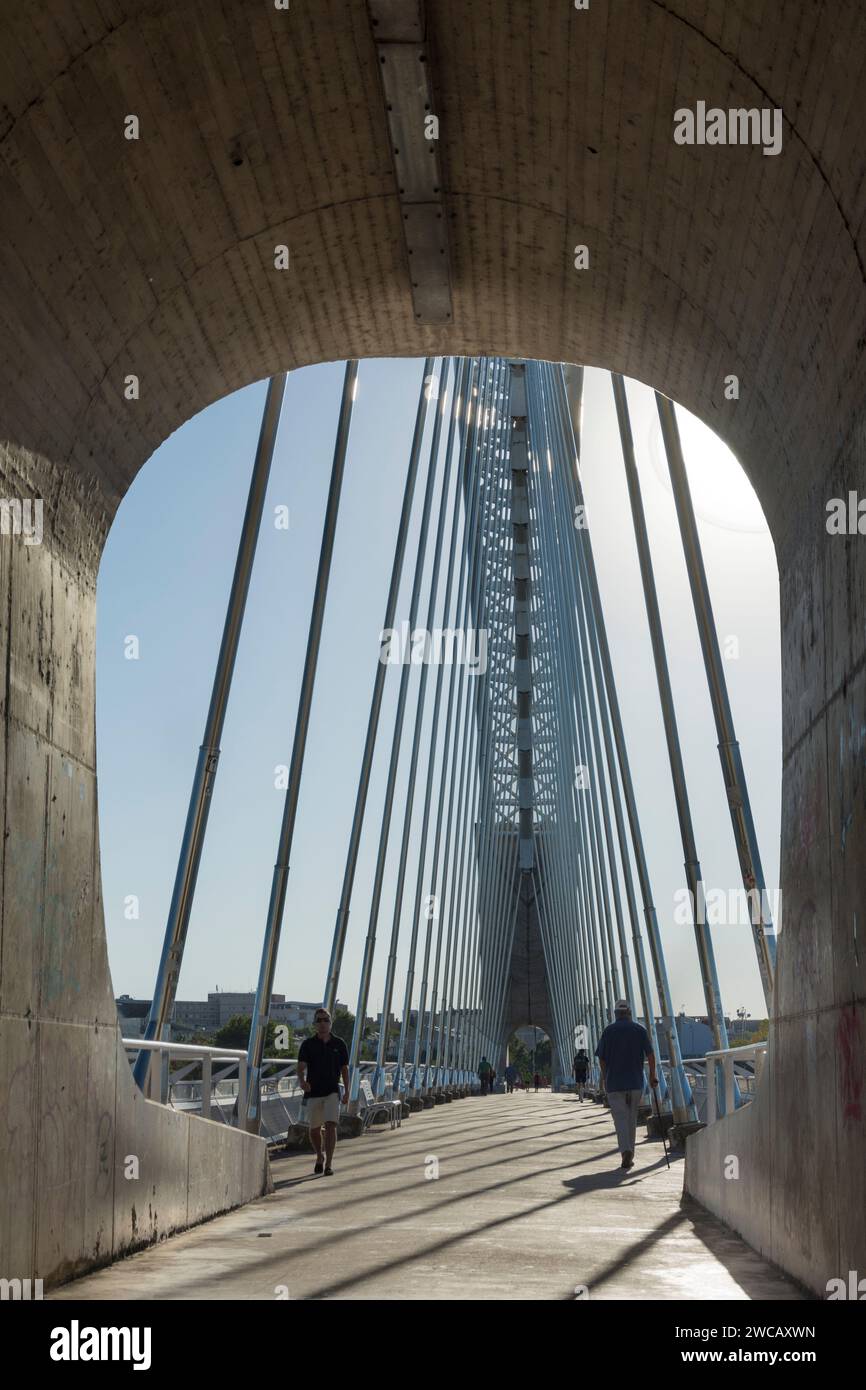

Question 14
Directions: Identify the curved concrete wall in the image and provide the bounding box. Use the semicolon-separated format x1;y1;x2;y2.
1;1;864;1289
0;498;270;1286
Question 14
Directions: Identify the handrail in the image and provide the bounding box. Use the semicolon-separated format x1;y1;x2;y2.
703;1042;768;1122
126;1038;249;1115
122;1041;427;1133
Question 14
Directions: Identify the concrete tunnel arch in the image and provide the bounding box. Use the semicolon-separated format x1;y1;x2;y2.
0;1;864;1294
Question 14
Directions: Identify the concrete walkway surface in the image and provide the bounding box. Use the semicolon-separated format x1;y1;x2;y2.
51;1093;803;1301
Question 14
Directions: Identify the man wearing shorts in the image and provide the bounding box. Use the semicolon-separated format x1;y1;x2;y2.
297;1008;350;1176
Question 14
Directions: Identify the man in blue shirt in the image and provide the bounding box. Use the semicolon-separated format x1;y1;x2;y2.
595;1000;658;1170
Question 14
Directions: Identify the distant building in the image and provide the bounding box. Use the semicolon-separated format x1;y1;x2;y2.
172;998;219;1033
651;1013;768;1059
272;1000;336;1032
116;991;346;1041
115;995;150;1037
672;1015;715;1059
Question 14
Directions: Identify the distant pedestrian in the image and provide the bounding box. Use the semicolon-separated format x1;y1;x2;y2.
505;1063;517;1093
533;1072;540;1093
478;1055;492;1095
489;1067;497;1093
595;1000;657;1171
573;1048;589;1102
297;1008;350;1177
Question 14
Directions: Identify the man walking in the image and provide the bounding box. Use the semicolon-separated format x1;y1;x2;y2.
297;1007;350;1177
478;1055;492;1095
573;1047;589;1101
595;1000;657;1170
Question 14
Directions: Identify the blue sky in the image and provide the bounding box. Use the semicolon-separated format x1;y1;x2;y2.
96;360;781;1024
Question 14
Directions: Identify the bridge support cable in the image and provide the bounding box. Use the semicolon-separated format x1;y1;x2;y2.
526;570;578;1063
424;361;501;1084
367;359;457;1097
447;372;514;1081
427;365;497;1084
476;365;540;1068
530;436;613;1063
656;392;776;1009
532;365;650;1072
532;865;574;1079
545;365;678;1102
461;358;517;1078
480;820;521;1067
457;363;518;1074
554;365;696;1123
432;361;508;1083
134;372;289;1093
611;375;736;1097
407;363;479;1089
241;363;359;1130
417;364;488;1087
539;362;666;1093
542;364;664;1089
346;356;454;1101
463;363;520;1077
443;393;500;1080
540;371;637;1014
322;358;436;1020
505;358;578;1073
524;536;582;1074
392;360;472;1090
525;369;612;1064
533;448;616;1042
484;367;552;1063
526;399;604;1074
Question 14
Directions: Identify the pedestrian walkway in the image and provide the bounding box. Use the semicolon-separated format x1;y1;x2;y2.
51;1093;803;1300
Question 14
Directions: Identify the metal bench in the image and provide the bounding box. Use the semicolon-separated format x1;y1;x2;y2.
359;1078;402;1131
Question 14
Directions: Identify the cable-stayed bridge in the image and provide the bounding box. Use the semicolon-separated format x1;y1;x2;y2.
1;3;862;1312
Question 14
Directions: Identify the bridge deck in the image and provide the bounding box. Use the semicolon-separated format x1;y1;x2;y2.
52;1093;802;1301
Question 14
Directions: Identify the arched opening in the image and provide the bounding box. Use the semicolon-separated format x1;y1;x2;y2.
97;356;781;1116
507;1027;552;1089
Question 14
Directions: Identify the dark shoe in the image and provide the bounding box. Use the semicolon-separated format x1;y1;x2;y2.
314;1159;324;1175
324;1164;334;1176
621;1150;634;1170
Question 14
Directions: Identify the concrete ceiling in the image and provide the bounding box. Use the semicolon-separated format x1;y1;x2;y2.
1;0;865;565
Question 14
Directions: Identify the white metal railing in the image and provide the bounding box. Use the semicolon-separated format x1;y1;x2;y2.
125;1039;250;1120
704;1042;768;1122
123;1042;421;1140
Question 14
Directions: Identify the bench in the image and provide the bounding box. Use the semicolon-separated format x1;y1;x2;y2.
359;1078;402;1132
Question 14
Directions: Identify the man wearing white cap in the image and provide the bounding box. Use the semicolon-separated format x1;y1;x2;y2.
594;999;657;1170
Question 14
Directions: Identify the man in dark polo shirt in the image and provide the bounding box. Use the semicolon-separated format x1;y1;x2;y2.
595;999;657;1171
297;1008;350;1177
